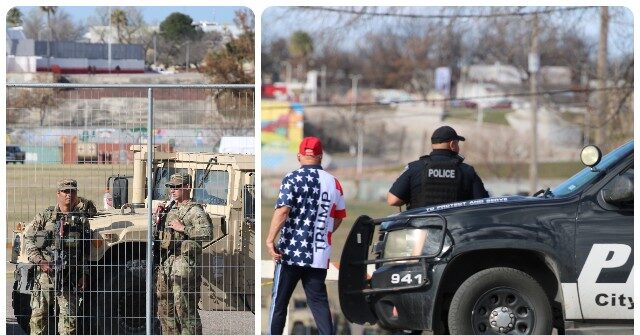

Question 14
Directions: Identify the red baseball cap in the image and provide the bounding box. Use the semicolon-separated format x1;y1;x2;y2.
299;137;323;156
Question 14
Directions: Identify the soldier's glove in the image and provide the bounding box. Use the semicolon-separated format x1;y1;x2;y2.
38;260;52;274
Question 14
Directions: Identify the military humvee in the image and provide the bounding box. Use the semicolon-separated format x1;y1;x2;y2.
10;144;255;334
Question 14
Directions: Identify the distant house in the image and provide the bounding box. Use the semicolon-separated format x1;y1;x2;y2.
464;62;527;85
456;62;573;109
192;21;240;38
6;33;145;74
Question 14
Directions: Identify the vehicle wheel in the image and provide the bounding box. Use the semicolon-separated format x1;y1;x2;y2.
448;267;551;335
97;265;156;335
11;288;31;334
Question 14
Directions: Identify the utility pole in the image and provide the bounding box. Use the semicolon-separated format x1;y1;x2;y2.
108;6;112;74
320;65;327;102
528;14;539;195
350;74;363;179
596;7;609;148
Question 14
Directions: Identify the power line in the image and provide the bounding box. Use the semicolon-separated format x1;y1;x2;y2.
298;6;596;20
261;84;633;110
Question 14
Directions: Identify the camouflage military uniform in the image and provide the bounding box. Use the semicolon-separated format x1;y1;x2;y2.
23;197;96;335
156;200;213;335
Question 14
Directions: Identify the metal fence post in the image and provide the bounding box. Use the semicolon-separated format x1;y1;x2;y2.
146;87;155;335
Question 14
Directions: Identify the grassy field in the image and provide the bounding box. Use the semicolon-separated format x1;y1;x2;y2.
260;198;393;261
445;107;512;125
5;164;134;242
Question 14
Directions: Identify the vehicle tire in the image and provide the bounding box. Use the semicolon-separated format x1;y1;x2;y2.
448;267;552;335
96;264;156;335
11;288;31;334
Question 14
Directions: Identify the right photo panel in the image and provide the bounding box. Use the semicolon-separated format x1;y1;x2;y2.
260;6;634;335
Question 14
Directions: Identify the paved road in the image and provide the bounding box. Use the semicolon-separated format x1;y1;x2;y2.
6;277;254;335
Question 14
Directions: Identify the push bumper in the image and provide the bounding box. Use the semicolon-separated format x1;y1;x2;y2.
338;214;447;331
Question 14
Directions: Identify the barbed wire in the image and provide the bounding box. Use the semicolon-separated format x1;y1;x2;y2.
298;6;596;20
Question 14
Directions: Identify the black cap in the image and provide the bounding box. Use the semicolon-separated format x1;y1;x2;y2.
431;126;466;144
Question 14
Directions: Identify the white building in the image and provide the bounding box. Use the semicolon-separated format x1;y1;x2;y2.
84;25;157;44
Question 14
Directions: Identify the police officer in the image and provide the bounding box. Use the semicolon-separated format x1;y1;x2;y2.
23;179;97;335
156;173;213;335
388;125;489;209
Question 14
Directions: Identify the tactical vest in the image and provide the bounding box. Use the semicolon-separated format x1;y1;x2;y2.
160;202;202;256
410;155;464;209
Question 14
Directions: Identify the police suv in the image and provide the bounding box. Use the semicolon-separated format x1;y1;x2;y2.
339;141;633;335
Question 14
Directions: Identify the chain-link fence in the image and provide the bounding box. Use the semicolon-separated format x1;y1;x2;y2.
6;83;255;335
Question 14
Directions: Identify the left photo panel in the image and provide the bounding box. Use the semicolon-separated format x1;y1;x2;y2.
5;6;255;335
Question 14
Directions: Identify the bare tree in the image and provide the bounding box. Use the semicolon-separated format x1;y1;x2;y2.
23;7;83;41
9;89;60;126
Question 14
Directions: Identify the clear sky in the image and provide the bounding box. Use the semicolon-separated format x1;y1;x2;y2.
16;6;249;25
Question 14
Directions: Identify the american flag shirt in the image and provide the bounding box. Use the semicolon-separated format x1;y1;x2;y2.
275;165;347;269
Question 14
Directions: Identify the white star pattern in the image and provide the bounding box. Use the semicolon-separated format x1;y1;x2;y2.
275;166;342;268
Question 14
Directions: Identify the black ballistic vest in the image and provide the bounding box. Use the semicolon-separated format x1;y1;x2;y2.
410;155;463;209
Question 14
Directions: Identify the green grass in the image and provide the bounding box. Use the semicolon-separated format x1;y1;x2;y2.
445;107;512;125
261;198;393;261
474;161;584;180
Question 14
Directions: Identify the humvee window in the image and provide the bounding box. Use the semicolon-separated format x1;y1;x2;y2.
194;170;228;205
153;167;187;200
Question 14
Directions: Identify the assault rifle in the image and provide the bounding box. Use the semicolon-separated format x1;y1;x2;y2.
52;216;67;294
152;199;176;270
52;214;91;293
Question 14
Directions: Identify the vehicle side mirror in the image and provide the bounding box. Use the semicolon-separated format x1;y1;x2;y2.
602;173;633;206
109;176;129;209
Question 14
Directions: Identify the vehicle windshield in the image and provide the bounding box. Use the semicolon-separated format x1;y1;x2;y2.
193;169;229;205
552;141;633;197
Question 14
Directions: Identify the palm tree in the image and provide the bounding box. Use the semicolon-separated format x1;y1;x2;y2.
39;6;57;40
110;9;128;43
6;8;23;27
289;30;314;78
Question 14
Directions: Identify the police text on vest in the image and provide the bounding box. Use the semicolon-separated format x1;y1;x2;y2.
428;169;456;178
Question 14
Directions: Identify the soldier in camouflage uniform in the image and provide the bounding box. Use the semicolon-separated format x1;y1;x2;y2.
23;179;97;335
156;173;213;335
